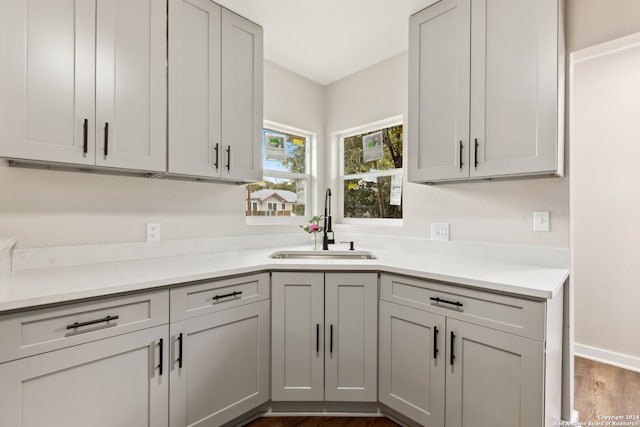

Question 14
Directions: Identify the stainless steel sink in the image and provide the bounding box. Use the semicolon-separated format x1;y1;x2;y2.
269;250;377;260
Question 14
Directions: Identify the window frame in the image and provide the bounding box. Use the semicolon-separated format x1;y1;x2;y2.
246;120;315;225
337;116;404;226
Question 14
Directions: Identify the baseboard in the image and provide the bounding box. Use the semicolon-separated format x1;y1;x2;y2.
574;343;640;373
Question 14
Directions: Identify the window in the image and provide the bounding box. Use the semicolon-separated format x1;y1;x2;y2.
246;122;313;223
339;118;403;222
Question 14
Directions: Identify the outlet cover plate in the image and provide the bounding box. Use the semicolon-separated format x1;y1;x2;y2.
431;223;450;241
147;223;161;242
533;211;550;232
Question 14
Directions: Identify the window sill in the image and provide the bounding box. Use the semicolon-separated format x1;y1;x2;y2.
246;216;310;226
339;218;404;227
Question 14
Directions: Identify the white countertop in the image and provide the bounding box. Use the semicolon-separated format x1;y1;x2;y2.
0;243;569;312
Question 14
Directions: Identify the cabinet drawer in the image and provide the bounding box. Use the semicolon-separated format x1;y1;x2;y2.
170;273;269;321
380;274;545;341
0;290;169;363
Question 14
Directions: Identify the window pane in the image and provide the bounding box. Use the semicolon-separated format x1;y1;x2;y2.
263;129;307;174
343;175;402;219
245;177;306;217
343;125;403;175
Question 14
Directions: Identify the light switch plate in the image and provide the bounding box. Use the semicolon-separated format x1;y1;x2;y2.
533;211;550;232
431;223;449;241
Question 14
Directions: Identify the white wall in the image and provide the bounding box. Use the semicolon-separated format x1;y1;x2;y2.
0;60;324;248
566;0;640;53
570;32;640;362
325;53;569;247
572;36;640;363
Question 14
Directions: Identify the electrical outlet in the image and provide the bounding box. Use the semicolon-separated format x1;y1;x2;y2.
147;223;161;242
533;211;550;232
431;223;449;241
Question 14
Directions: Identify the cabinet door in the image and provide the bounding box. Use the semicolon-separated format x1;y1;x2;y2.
169;300;270;427
408;0;470;182
379;301;445;427
469;0;560;178
271;272;324;401
221;8;263;182
95;0;166;172
325;273;378;402
445;318;544;427
0;325;168;427
0;0;95;165
168;0;222;178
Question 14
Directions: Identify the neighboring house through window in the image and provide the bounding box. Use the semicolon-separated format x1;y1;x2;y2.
246;122;314;223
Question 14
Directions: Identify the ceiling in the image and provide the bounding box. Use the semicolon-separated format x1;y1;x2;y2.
215;0;437;86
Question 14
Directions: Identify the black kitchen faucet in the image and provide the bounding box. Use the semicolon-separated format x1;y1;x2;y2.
322;188;335;250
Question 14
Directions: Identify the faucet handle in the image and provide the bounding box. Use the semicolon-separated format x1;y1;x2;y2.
340;241;355;251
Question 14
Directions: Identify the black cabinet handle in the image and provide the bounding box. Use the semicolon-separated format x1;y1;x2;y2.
434;326;439;359
177;333;183;369
158;338;164;375
474;138;479;168
104;122;109;157
330;324;334;354
430;296;463;308
66;315;119;330
211;290;242;302
459;141;463;169
450;332;456;366
83;119;88;154
316;323;320;354
225;146;231;171
214;143;219;169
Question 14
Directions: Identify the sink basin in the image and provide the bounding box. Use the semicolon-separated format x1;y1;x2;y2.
269;250;377;260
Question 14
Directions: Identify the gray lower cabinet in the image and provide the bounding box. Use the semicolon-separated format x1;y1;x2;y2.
271;272;378;402
379;273;559;427
379;300;445;427
0;290;170;427
0;274;271;427
0;325;169;427
169;273;271;427
169;300;270;427
445;318;544;427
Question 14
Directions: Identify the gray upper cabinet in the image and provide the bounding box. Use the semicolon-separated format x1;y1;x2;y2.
168;0;222;179
168;0;263;182
0;0;167;173
220;8;264;182
408;0;564;183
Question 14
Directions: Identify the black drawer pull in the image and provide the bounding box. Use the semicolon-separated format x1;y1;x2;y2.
430;297;463;308
214;143;219;169
474;138;479;168
212;290;243;302
177;333;183;369
330;324;334;354
450;331;456;366
433;326;439;359
316;323;320;354
459;140;463;169
66;315;119;330
104;122;109;157
225;146;231;171
158;338;164;375
83;118;88;154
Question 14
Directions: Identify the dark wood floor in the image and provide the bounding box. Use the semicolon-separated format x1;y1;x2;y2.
244;417;399;427
574;356;640;422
